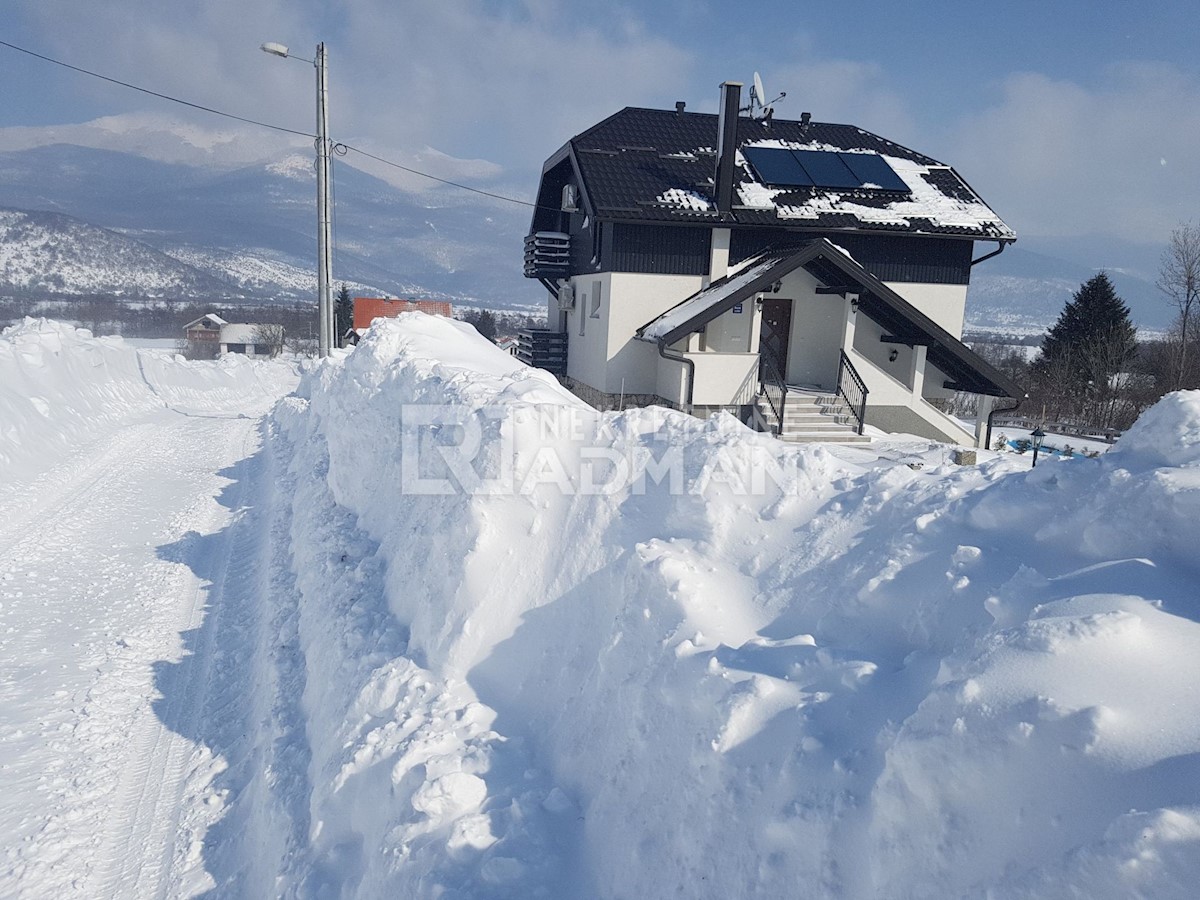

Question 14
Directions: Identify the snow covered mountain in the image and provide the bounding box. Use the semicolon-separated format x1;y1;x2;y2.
0;142;539;307
0;207;231;297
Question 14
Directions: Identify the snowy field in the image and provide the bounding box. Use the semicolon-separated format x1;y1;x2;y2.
3;315;1200;898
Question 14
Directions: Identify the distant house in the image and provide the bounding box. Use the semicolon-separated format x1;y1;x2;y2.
219;323;283;358
521;82;1023;446
496;337;520;356
183;313;227;359
344;297;454;345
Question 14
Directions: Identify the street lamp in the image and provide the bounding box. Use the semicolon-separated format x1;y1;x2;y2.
261;40;334;358
1031;425;1045;468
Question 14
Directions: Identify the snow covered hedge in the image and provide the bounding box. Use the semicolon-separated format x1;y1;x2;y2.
275;313;1200;898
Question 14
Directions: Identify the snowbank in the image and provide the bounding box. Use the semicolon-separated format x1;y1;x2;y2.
0;318;296;488
275;313;1200;898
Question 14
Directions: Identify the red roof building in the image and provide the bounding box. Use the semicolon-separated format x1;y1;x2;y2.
352;298;453;331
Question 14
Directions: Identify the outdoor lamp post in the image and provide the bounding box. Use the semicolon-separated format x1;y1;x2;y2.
1031;426;1045;468
261;40;334;358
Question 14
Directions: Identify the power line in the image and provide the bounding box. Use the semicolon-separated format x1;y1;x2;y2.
0;37;553;212
0;38;315;139
340;144;542;210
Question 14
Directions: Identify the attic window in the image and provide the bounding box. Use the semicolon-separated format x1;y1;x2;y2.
743;147;909;192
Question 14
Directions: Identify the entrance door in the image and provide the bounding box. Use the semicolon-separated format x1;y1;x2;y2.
758;297;792;382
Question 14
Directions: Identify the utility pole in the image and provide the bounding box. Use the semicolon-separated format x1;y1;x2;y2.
315;42;333;358
262;40;335;358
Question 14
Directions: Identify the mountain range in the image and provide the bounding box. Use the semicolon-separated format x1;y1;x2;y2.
0;127;1174;333
0;141;541;310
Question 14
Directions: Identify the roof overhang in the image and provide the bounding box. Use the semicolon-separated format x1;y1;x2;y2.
637;238;1023;399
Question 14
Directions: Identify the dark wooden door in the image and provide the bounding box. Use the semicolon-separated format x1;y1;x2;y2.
758;298;792;382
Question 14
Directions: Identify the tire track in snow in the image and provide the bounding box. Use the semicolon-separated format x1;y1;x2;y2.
88;421;262;900
0;410;263;899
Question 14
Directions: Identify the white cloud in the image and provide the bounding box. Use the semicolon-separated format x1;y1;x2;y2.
11;0;692;197
944;63;1200;244
758;58;919;145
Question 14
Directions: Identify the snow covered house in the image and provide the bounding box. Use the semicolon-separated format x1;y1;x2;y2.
522;82;1024;445
183;313;227;359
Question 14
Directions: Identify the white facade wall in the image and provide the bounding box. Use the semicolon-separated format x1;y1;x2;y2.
883;282;968;338
567;271;704;395
703;301;753;352
689;353;760;406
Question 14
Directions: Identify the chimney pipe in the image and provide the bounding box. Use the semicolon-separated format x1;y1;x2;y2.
714;81;742;215
676;101;686;115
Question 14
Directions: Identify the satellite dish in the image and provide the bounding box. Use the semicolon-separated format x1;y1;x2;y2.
753;72;766;112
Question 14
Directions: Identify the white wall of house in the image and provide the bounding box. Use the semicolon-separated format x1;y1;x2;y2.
844;316;973;443
703;302;753;352
689;353;759;406
884;282;969;337
566;271;704;395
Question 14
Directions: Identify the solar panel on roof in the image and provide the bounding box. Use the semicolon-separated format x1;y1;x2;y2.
793;151;861;189
742;147;813;187
838;153;910;192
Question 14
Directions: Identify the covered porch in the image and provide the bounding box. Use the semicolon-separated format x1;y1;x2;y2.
637;239;1024;446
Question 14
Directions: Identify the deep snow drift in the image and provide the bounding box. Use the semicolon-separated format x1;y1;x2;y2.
272;314;1200;898
0;319;300;899
3;315;1199;898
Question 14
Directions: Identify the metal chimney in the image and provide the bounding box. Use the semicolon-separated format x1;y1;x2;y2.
713;81;742;215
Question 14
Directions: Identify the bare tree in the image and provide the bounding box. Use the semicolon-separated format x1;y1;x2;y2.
251;323;285;358
1158;222;1200;390
284;332;318;358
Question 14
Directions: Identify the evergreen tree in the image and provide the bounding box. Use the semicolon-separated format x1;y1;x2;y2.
1030;272;1137;427
335;284;353;347
460;308;498;342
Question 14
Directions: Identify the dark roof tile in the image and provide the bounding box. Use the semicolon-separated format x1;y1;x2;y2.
564;107;1013;240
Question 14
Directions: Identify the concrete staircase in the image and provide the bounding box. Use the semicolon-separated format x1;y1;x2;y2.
757;389;871;443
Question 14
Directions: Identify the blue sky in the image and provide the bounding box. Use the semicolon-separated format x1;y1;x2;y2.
2;0;1198;252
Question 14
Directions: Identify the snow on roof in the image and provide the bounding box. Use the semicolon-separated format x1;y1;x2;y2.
735;144;1013;238
183;313;228;329
640;255;779;341
219;323;264;344
655;187;713;211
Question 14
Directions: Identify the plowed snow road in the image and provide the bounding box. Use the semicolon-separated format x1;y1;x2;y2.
0;395;302;898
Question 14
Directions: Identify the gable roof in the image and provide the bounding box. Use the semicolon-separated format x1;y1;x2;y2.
547;107;1012;241
637;238;1023;399
352;298;453;330
183;314;228;330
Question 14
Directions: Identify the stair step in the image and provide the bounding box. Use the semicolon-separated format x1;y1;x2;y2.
755;392;869;444
778;432;872;444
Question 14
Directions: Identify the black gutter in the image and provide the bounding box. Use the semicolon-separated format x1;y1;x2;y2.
656;339;695;415
971;240;1007;267
985;394;1025;449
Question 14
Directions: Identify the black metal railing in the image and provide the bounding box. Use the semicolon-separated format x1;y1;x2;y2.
836;350;868;435
759;350;788;434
